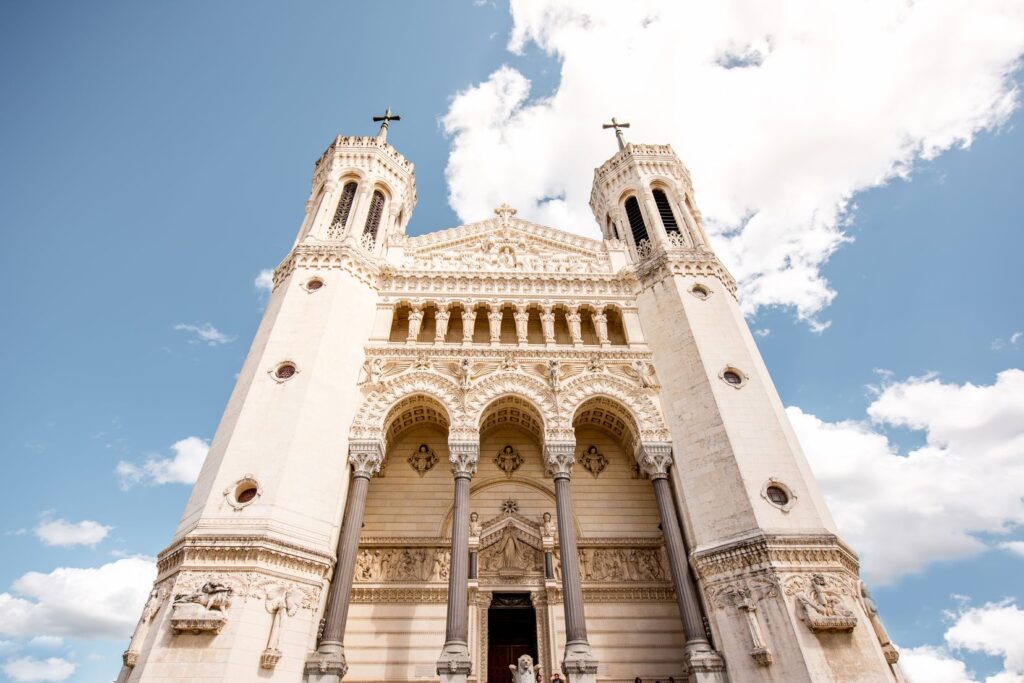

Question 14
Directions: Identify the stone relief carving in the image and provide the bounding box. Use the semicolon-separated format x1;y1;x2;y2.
578;445;609;477
170;580;233;634
784;573;858;632
260;583;304;669
579;548;666;582
354;547;451;583
480;526;544;576
707;576;779;667
408;443;439;476
494;444;524;478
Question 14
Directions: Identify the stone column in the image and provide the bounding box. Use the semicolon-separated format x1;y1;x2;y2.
435;302;451;344
545;441;598;682
306;442;383;682
437;441;479;683
514;304;530;345
407;301;423;343
638;443;728;682
461;303;476;344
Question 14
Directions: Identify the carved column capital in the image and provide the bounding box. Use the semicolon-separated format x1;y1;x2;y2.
545;441;576;479
348;441;384;479
638;442;673;480
449;441;479;479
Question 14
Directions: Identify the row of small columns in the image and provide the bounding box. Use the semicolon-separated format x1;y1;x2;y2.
304;441;720;682
402;300;622;346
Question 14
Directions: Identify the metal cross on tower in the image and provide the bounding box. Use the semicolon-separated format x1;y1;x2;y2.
602;117;630;151
373;107;401;142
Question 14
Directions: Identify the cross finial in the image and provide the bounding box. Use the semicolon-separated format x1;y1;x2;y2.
494;203;517;226
602;117;630;151
372;107;401;142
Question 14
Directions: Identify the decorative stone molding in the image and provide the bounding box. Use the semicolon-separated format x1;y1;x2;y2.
692;532;860;582
578;445;608;477
784;573;858;632
637;442;673;479
273;243;382;291
170;580;233;634
448;441;479;478
544;442;576;479
348;441;384;478
633;247;737;295
408;444;439;476
354;546;451;583
156;535;335;581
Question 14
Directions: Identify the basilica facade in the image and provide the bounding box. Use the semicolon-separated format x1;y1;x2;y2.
117;121;903;683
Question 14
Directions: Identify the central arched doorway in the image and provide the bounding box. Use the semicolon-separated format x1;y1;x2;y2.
487;592;538;682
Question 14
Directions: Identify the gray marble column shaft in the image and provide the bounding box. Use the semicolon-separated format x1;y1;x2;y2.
554;474;589;644
445;472;472;644
652;475;709;645
320;472;371;647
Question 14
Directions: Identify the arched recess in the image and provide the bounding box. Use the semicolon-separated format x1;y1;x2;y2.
464;372;556;435
572;396;641;455
349;371;463;443
382;393;451;453
559;373;671;443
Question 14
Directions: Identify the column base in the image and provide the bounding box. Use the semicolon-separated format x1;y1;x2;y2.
684;643;729;683
561;641;599;683
304;642;348;683
437;641;472;683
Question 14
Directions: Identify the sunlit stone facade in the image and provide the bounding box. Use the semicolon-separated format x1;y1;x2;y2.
117;127;904;683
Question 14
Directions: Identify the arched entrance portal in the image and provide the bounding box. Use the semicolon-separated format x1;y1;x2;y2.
487;593;538;682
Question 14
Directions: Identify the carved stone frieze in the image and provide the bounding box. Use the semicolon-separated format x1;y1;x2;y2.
156;534;335;581
784;573;858;632
354;547;451;583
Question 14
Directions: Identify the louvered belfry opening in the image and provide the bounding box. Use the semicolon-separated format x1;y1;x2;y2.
331;182;358;230
363;190;385;240
624;196;648;246
652;189;681;235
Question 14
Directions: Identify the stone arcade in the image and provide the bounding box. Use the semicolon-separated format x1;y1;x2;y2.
116;116;905;682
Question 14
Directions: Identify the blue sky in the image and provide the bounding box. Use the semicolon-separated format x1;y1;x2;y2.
1;2;1023;682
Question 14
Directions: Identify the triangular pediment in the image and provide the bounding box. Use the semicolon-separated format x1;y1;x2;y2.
402;213;611;274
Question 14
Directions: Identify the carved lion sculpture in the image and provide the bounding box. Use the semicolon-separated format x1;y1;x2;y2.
509;654;539;683
173;581;233;612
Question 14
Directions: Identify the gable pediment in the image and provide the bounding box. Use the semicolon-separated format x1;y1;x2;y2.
402;213;611;274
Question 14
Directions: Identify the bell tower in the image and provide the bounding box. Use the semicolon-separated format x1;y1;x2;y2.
116;114;415;683
590;126;903;683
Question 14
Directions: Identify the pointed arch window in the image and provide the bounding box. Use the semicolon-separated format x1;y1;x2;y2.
624;196;649;246
327;181;357;238
363;190;385;242
652;189;681;235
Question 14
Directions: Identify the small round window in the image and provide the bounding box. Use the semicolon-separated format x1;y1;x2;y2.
305;278;324;292
274;362;297;381
766;485;788;505
690;284;710;300
236;484;258;504
761;479;796;512
225;476;261;510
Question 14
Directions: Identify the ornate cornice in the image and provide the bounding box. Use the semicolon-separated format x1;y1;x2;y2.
634;244;737;294
406;218;604;254
546;586;677;603
156;534;336;581
272;242;381;291
350;587;449;603
378;269;634;300
691;532;860;581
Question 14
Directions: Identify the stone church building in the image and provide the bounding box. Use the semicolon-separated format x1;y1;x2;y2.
117;118;904;683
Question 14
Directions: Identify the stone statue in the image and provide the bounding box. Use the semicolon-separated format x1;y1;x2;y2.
541;511;555;539
174;580;232;612
170;580;233;634
633;360;655;388
547;359;560;391
469;511;483;537
510;654;540;683
859;581;899;664
459;358;472;389
360;357;383;385
794;574;857;632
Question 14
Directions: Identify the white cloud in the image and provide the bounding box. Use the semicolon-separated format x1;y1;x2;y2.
116;436;209;489
999;541;1024;558
254;268;273;293
26;637;61;649
34;516;111;548
992;331;1022;350
173;322;235;346
789;368;1024;582
442;0;1024;323
0;557;155;641
901;601;1024;683
2;657;75;682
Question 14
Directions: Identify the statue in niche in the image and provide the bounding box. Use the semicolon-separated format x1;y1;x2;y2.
484;526;537;573
547;359;561;390
495;445;524;478
579;445;608;477
469;512;483;537
408;444;438;477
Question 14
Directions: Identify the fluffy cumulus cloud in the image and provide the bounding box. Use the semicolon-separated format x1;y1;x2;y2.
0;557;155;640
33;516;111;548
789;368;1024;583
444;0;1024;322
173;322;235;346
2;657;76;683
116;436;209;489
254;268;273;293
901;601;1024;683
